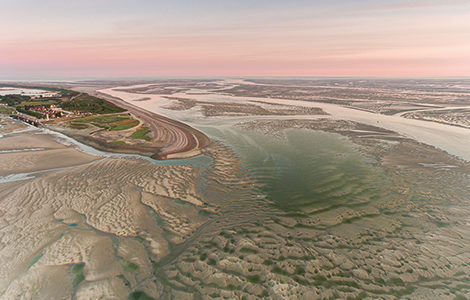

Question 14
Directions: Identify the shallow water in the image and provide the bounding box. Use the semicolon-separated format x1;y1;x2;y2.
42;126;212;168
101;85;470;161
205;127;386;213
2;85;468;298
201;127;371;215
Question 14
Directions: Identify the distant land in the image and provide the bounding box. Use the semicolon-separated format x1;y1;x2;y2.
1;77;470;299
0;83;209;159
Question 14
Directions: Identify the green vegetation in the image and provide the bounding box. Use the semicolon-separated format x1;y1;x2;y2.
16;107;44;119
0;106;14;114
71;263;84;274
434;221;450;227
110;140;126;145
246;275;262;284
294;266;306;275
389;277;405;286
151;211;164;226
129;291;156;300
73;114;127;125
71;263;85;287
110;119;139;131
69;122;89;129
293;276;309;285
271;266;289;276
19;99;60;107
239;247;258;254
223;245;234;253
198;209;215;216
61;93;125;114
375;278;385;285
120;259;139;273
1;87;125;121
73;273;84;287
0;94;33;106
391;286;416;297
117;274;131;287
69;114;138;131
131;126;151;141
263;259;273;266
133;236;146;243
0;94;61;108
183;257;196;262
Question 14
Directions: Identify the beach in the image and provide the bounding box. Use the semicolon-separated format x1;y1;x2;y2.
2;78;470;299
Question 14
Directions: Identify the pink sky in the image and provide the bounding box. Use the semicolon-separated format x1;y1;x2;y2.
1;0;469;78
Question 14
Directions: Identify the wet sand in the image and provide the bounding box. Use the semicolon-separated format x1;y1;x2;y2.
91;90;210;159
3;79;470;299
0;117;213;299
0;120;99;177
250;97;470;161
100;82;470;161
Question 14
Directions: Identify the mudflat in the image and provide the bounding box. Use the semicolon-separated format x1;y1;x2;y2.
0;119;98;176
2;78;470;299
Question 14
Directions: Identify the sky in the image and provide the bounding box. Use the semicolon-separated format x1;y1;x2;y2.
1;0;470;79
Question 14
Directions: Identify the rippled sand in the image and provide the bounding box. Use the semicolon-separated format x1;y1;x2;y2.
3;76;470;300
0;117;213;299
158;122;470;299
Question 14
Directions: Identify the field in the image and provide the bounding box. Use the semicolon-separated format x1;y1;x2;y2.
67;114;139;131
0;94;61;108
61;93;126;114
0;106;14;114
0;86;126;118
18;99;61;107
47;111;165;158
130;126;151;140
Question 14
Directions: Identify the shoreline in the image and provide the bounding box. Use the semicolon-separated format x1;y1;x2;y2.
179;91;470;162
92;91;210;160
96;81;470;162
0;116;212;184
1;83;211;160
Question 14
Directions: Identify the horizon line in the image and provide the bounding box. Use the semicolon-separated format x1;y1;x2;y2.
1;75;470;82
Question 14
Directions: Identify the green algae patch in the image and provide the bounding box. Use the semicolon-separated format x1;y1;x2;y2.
120;259;139;273
71;263;85;287
227;129;387;213
129;291;155;300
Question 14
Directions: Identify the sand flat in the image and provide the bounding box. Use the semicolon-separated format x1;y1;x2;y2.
0;133;67;150
3;80;470;299
186;92;470;161
100;82;470;161
0;125;99;176
0;148;99;176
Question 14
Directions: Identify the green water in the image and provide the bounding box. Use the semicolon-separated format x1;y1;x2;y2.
219;128;385;213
